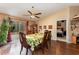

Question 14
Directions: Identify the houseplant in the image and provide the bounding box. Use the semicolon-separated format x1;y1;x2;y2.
0;16;10;47
7;17;14;42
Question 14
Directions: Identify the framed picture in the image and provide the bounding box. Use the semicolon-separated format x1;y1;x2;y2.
43;25;47;29
39;26;42;29
48;25;52;29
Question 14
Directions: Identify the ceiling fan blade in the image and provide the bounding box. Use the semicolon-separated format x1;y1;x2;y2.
28;10;32;15
35;13;42;15
23;14;30;16
35;16;40;18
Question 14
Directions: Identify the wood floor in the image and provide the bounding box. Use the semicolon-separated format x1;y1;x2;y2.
1;40;79;55
33;40;79;55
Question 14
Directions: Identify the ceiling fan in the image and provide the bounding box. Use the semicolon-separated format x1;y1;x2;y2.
24;6;42;19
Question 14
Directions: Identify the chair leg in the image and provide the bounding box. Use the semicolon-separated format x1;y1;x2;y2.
49;40;51;47
46;43;48;49
41;47;44;54
47;41;51;47
20;45;23;54
29;48;33;55
26;48;28;55
32;51;34;55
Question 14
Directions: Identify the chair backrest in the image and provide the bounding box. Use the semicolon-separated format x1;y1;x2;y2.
43;30;48;39
19;32;30;47
47;31;52;41
42;30;48;44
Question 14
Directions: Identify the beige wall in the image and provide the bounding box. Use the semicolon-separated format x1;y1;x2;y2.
66;6;79;43
70;6;79;20
68;6;79;43
38;6;79;43
38;7;70;41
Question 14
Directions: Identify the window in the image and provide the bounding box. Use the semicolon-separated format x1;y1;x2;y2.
12;21;25;32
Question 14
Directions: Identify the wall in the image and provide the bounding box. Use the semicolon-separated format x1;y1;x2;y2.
0;13;27;33
68;6;79;43
70;6;79;20
38;6;79;43
0;13;6;24
38;7;70;41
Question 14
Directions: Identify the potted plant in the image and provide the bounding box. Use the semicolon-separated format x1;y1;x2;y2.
7;17;15;42
0;16;10;47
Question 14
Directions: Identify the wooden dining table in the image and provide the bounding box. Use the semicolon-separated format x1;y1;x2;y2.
26;33;44;51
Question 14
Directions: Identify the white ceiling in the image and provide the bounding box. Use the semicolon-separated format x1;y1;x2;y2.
0;3;79;20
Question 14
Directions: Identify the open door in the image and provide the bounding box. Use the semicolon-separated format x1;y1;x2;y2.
57;20;66;42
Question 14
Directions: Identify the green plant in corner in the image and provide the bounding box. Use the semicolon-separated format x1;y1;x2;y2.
0;16;10;46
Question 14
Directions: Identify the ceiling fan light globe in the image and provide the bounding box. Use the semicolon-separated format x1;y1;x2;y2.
30;15;35;18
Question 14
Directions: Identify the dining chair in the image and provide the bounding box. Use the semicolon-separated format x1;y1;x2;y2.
43;30;49;48
35;30;48;53
47;31;52;46
19;32;31;55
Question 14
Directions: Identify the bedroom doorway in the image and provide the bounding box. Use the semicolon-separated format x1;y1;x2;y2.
57;20;66;42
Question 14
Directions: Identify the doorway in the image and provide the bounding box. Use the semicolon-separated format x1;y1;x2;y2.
57;20;66;42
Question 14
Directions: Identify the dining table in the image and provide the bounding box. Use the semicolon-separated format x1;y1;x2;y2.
26;33;44;51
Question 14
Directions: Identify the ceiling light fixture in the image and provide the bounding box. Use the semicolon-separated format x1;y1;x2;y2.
24;6;42;19
30;15;35;18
